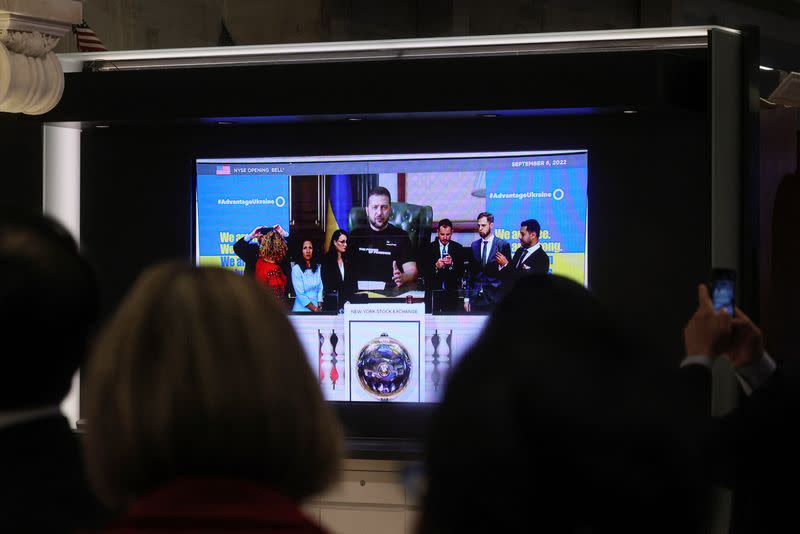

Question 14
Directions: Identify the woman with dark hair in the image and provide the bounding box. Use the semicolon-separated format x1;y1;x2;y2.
291;239;323;313
420;275;708;534
254;231;288;305
84;264;342;533
321;229;357;310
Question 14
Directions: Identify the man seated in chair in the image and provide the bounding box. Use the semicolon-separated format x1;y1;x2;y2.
350;186;418;290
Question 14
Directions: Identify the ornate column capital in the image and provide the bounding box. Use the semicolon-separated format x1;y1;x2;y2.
0;0;82;114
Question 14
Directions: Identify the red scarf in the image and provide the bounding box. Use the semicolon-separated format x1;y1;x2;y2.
99;478;327;533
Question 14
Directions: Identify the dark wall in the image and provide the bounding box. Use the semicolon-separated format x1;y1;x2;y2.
0;117;42;212
49;49;706;123
80;129;194;312
81;110;709;365
759;108;798;360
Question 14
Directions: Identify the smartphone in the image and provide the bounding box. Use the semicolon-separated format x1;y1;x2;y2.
710;268;736;315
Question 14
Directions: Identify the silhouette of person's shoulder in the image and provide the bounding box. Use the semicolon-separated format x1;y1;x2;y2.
0;415;109;532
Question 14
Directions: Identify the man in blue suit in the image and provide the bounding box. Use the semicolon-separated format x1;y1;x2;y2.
464;212;511;312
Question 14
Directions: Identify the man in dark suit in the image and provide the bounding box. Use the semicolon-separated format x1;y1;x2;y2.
498;218;550;278
464;212;511;312
0;212;107;532
421;219;464;312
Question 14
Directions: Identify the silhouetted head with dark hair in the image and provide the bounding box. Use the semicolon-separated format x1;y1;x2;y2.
0;211;97;410
421;275;706;534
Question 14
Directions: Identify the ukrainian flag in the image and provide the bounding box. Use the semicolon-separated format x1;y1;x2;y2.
324;174;353;252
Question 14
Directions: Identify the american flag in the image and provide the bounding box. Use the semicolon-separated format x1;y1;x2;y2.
72;20;107;52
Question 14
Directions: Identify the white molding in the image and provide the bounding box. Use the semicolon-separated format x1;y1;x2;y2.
0;13;74;37
58;26;739;73
44;124;82;428
43;124;81;240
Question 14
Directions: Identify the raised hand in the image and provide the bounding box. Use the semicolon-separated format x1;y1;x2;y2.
392;260;403;287
496;251;508;267
684;284;732;357
248;226;265;240
272;224;289;238
726;307;764;368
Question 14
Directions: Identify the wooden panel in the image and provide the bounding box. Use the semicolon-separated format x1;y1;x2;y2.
320;507;406;534
291;174;321;228
314;470;405;505
290;174;325;258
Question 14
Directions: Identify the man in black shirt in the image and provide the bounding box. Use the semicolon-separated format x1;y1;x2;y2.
349;186;418;289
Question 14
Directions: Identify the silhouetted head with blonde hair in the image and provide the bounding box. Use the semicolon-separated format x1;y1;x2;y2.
84;264;341;507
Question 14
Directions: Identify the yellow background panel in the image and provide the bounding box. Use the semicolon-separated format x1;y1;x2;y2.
549;253;586;285
199;256;244;275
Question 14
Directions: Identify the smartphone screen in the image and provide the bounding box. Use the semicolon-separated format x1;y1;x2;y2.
710;269;735;315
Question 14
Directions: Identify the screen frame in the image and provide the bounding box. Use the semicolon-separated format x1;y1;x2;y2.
191;148;590;455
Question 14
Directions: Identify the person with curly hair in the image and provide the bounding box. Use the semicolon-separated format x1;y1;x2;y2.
233;224;289;276
255;230;288;304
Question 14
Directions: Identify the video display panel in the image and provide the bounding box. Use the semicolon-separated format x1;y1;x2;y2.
196;150;588;402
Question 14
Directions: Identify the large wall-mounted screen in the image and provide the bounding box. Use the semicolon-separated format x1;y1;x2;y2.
196;150;588;403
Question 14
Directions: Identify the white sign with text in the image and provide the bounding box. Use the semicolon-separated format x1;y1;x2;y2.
345;303;425;402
